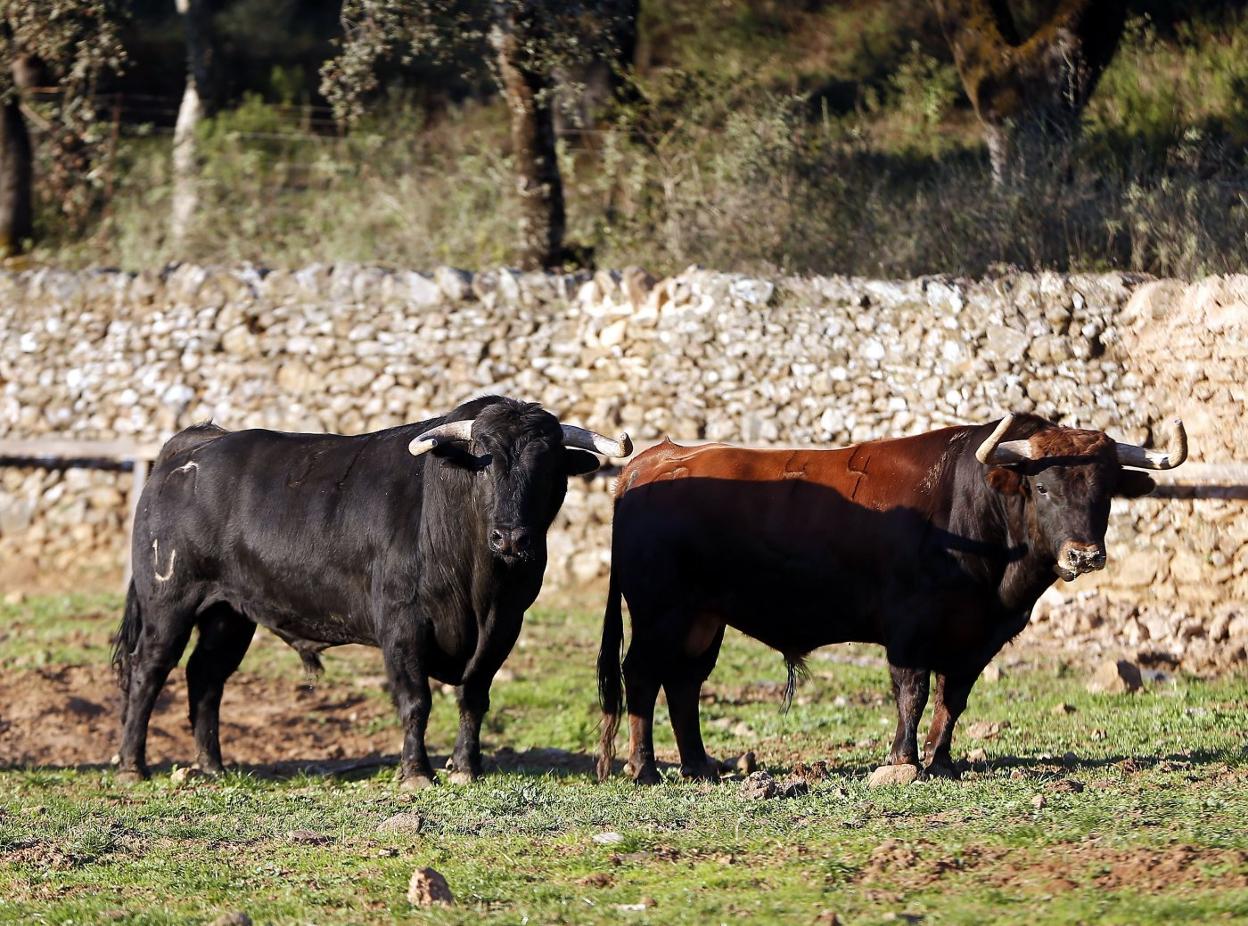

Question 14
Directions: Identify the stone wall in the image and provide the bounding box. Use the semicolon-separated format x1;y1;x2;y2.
1;266;1244;636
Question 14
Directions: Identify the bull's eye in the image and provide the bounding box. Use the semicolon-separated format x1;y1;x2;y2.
1036;483;1048;496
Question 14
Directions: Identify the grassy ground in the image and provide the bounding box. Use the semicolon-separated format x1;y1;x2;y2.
1;594;1247;924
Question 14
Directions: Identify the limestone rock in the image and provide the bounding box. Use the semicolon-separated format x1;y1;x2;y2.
407;867;454;906
867;765;919;788
1087;659;1143;694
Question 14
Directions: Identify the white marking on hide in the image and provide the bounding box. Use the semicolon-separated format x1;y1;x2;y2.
152;538;177;582
173;461;199;474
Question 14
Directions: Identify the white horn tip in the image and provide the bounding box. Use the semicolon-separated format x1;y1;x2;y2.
408;438;436;456
616;433;634;457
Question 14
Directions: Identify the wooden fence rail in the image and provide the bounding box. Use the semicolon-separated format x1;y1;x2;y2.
1;437;1246;591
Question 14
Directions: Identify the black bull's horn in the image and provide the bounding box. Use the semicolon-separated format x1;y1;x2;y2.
407;420;632;458
975;413;1188;471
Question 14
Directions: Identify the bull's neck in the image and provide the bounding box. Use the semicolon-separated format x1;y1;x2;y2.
948;454;1057;614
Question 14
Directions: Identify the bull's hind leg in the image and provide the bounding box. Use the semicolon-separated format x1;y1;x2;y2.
885;661;930;770
664;621;725;781
117;598;197;782
186;604;255;774
622;643;663;785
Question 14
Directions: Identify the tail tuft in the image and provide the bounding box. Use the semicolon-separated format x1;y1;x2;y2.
782;653;810;714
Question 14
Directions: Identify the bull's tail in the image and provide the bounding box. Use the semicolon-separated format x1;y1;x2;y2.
112;580;143;723
596;567;625;783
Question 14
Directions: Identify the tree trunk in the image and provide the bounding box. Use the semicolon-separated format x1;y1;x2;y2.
554;0;640;137
170;0;216;249
0;55;36;258
932;0;1126;183
490;3;566;270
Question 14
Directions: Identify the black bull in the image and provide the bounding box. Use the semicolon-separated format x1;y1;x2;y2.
112;396;629;787
597;413;1186;783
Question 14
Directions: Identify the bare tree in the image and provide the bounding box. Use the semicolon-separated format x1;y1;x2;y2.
0;2;123;258
932;0;1126;183
170;0;218;249
323;0;634;270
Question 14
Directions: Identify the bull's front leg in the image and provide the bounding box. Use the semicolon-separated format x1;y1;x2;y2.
885;662;930;770
382;643;436;790
448;679;490;784
447;611;522;784
922;670;977;779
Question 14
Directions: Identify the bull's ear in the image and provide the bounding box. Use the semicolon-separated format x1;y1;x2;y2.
1115;469;1156;498
563;448;601;476
985;466;1024;495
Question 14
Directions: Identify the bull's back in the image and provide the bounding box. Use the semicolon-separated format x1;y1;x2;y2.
135;426;421;636
611;433;964;649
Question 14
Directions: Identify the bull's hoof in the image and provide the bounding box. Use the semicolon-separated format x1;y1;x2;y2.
679;758;721;782
115;767;149;784
626;761;662;786
921;759;962;781
448;769;480;785
399;774;436;791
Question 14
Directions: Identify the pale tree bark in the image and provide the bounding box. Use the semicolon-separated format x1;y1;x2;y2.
0;54;37;258
490;2;565;270
170;0;216;249
932;0;1126;184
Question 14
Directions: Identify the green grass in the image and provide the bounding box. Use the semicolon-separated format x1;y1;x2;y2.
2;595;1247;924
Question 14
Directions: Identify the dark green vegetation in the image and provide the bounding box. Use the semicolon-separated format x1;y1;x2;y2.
16;1;1248;278
2;594;1247;924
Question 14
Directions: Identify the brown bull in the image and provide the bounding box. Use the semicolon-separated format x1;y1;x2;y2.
597;413;1187;783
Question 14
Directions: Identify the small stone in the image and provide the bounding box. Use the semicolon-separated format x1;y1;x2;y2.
965;720;1010;740
1087;659;1143;694
287;829;331;845
740;771;778;800
169;766;202;786
730;752;757;775
867;765;919;788
1031;794;1047;809
592;832;624;845
376;812;424;835
778;776;809;799
981;663;1004;683
407;867;454;906
966;748;988;763
209;914;252;926
1051;703;1077;716
2;591;24;606
1049;778;1085;793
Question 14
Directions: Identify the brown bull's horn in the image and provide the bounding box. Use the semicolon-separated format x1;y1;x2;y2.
1115;418;1188;470
408;419;475;456
561;425;633;458
975;414;1036;465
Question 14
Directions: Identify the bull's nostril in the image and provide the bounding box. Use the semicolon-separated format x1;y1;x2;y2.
490;529;505;550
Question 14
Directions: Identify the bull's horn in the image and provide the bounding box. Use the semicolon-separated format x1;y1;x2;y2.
561;425;633;458
975;414;1035;465
1116;418;1187;470
408;419;475;456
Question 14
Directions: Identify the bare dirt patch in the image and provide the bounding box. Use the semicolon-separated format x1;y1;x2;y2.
857;839;1248;894
0;663;400;771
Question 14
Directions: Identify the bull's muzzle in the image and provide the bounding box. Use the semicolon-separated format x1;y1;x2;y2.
1057;541;1107;580
490;527;531;561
